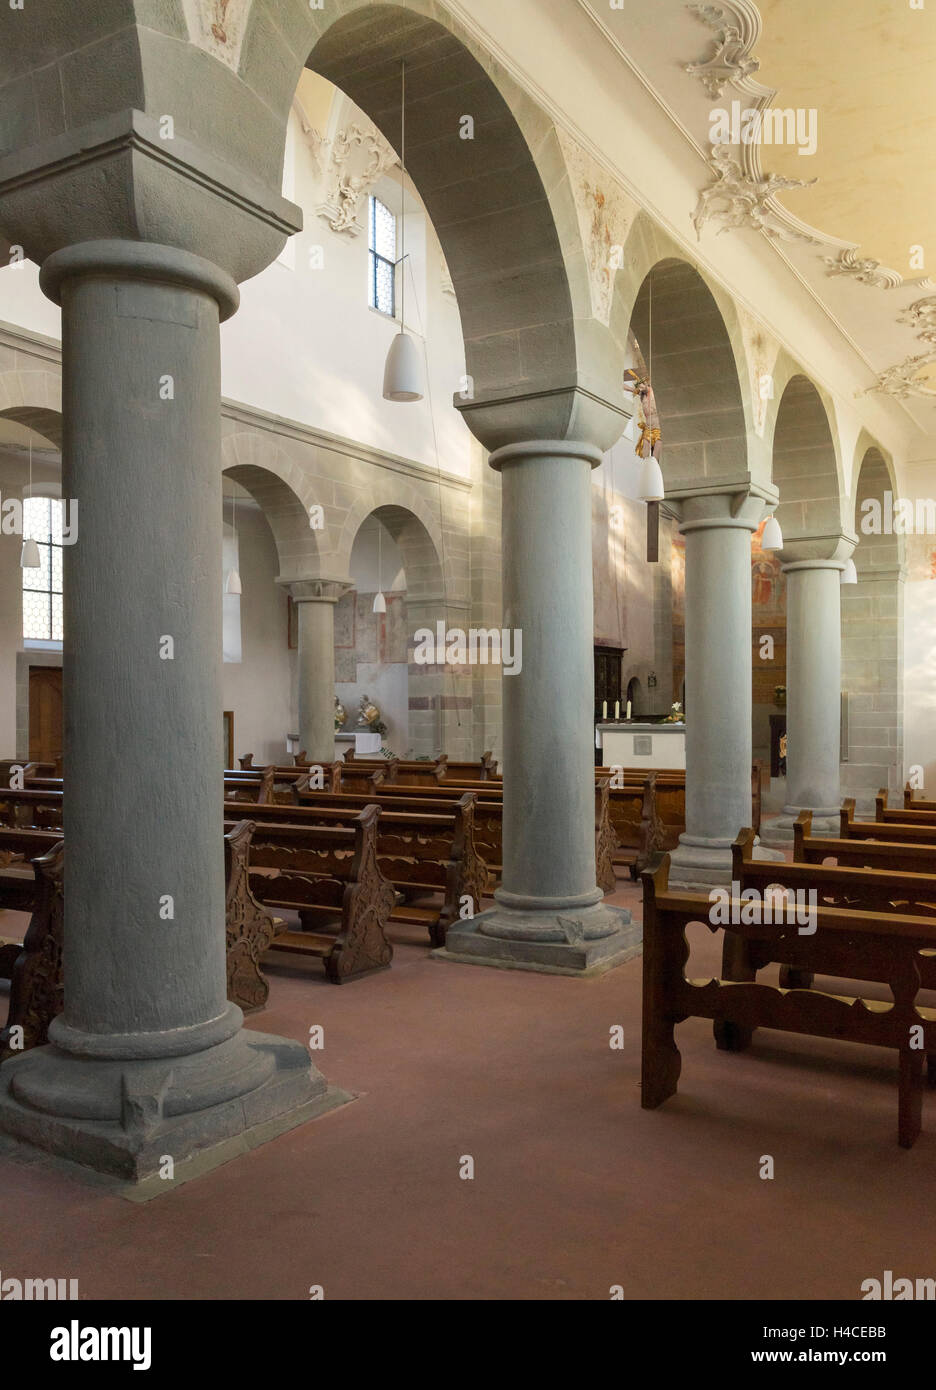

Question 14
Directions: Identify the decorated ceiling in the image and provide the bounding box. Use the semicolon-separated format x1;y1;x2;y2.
580;0;936;426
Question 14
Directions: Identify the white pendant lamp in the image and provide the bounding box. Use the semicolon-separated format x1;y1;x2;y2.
841;557;858;585
761;514;783;551
382;60;424;404
225;490;242;595
373;518;387;613
20;442;39;568
383;330;423;403
638;454;665;502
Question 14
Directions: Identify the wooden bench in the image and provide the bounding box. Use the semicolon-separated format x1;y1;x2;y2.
232;804;396;984
795;810;936;874
906;785;936;812
877;788;936;827
641;852;936;1147
840;798;936;848
0;820;282;1061
227;793;488;947
722;823;936;999
0;787;64;830
597;760;763;836
332;773;618;894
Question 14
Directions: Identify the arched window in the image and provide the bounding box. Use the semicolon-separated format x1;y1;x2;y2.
22;496;64;641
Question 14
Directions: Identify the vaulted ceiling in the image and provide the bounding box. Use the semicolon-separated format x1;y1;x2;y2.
579;0;936;430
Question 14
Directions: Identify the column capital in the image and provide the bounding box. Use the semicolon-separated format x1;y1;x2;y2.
665;476;778;534
456;383;632;458
279;576;353;605
0;109;300;284
779;533;856;570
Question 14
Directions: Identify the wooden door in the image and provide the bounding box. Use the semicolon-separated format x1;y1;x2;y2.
594;647;624;721
28;666;63;764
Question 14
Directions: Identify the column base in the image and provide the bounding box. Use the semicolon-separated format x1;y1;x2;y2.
761;806;841;846
668;834;785;890
0;1028;343;1183
434;899;639;976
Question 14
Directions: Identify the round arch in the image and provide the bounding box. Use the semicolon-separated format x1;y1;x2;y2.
238;0;620;413
769;371;846;547
840;444;906;810
221;434;321;582
609;215;759;468
344;501;452;759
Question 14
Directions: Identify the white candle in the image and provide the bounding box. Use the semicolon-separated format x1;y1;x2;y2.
626;700;632;720
602;701;608;719
614;701;620;720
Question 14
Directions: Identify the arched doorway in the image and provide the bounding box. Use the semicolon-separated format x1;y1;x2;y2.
343;504;447;758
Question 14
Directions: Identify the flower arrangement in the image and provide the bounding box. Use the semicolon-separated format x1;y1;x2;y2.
664;701;684;723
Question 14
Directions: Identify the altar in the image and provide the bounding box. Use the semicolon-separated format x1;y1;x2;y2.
597;721;686;770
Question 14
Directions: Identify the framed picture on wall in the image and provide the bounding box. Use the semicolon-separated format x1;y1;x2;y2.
223;711;234;769
287;595;299;650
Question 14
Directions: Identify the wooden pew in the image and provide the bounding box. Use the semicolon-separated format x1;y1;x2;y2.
877;788;936;827
795;810;936;874
224;768;276;805
0;821;281;1061
600;773;662;879
840;798;936;848
641;852;936;1147
722;824;936;1000
343;752;500;782
233;804;395;984
227;793;487;947
336;773;619;895
344;751;445;786
0;787;64;830
290;785;505;894
596;760;763;836
0;785;400;975
905;785;936;812
0;826;62;980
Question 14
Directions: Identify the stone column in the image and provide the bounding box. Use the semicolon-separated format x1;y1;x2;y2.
667;485;783;889
441;440;637;974
0;242;344;1181
771;539;855;838
287;579;350;764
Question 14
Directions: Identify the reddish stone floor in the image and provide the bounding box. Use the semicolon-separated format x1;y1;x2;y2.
0;874;933;1301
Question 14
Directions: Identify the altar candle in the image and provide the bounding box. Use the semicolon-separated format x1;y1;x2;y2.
602;701;608;719
626;700;632;721
614;701;620;720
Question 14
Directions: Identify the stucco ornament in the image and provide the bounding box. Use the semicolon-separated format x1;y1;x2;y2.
693;143;818;243
823;248;901;291
318;125;398;238
684;2;762;98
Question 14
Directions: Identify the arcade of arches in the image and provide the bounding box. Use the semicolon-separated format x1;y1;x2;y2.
0;0;934;1306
